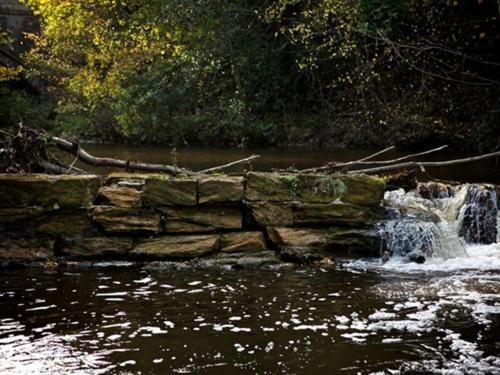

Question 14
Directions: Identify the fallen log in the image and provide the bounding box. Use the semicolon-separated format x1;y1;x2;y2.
50;136;196;176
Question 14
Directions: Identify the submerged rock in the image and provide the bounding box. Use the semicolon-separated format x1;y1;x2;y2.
132;234;220;259
197;251;279;269
279;246;330;264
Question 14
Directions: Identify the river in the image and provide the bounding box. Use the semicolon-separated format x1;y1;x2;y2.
1;146;499;374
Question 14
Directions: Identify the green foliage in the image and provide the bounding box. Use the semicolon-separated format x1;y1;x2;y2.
2;0;498;150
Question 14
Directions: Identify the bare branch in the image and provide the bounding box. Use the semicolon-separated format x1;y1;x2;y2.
199;155;260;174
50;136;196;176
349;150;500;175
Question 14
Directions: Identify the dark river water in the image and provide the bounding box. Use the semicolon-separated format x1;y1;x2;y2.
1;259;499;374
1;146;500;374
79;145;500;183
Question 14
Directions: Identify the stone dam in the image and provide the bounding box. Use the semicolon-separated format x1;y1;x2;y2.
0;172;387;267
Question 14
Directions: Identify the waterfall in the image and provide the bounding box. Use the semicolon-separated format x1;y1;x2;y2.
381;183;499;262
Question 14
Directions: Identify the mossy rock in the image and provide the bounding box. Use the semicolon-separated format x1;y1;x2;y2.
163;206;242;233
0;206;46;225
0;174;100;208
199;176;244;204
91;206;161;234
294;203;384;227
32;210;96;237
143;176;197;207
245;201;294;226
245;172;385;206
132;234;220;259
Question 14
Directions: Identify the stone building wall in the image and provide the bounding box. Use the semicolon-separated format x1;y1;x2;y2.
0;172;386;267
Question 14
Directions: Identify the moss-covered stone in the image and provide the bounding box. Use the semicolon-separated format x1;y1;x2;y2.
91;206;161;234
199;176;244;204
294;203;383;227
164;207;242;233
106;172;160;186
245;172;294;202
98;186;142;208
144;176;197;207
245;201;294;226
220;231;267;252
0;174;100;208
61;237;133;258
0;236;54;260
132;234;219;259
245;172;385;206
340;174;386;206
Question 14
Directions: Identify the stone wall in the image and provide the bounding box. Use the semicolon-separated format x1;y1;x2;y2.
0;172;386;267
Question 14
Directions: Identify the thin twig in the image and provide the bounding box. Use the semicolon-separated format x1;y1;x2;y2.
199;155;260;174
301;146;395;173
349;145;448;167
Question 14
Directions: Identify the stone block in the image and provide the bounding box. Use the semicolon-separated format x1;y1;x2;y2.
132;234;219;259
91;206;161;234
98;186;142;208
0;174;100;208
144;176;197;206
220;231;267;252
245;201;294;226
61;237;133;258
199;176;244;204
164;207;242;233
294;203;383;227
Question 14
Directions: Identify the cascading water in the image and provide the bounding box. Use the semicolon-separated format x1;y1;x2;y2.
380;183;499;262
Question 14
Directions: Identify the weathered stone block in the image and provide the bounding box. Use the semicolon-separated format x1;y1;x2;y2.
0;237;54;260
267;226;380;256
198;251;278;269
0;174;100;208
340;175;386;206
245;172;294;202
98;186;142;208
132;234;219;259
0;206;45;225
164;207;242;233
144;177;197;206
294;203;383;227
220;231;267;253
61;237;133;258
267;227;329;248
245;172;385;206
199;176;244;204
245;201;294;226
91;206;161;234
33;210;95;237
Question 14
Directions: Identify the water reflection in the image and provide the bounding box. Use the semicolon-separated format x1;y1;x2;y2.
0;266;499;374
